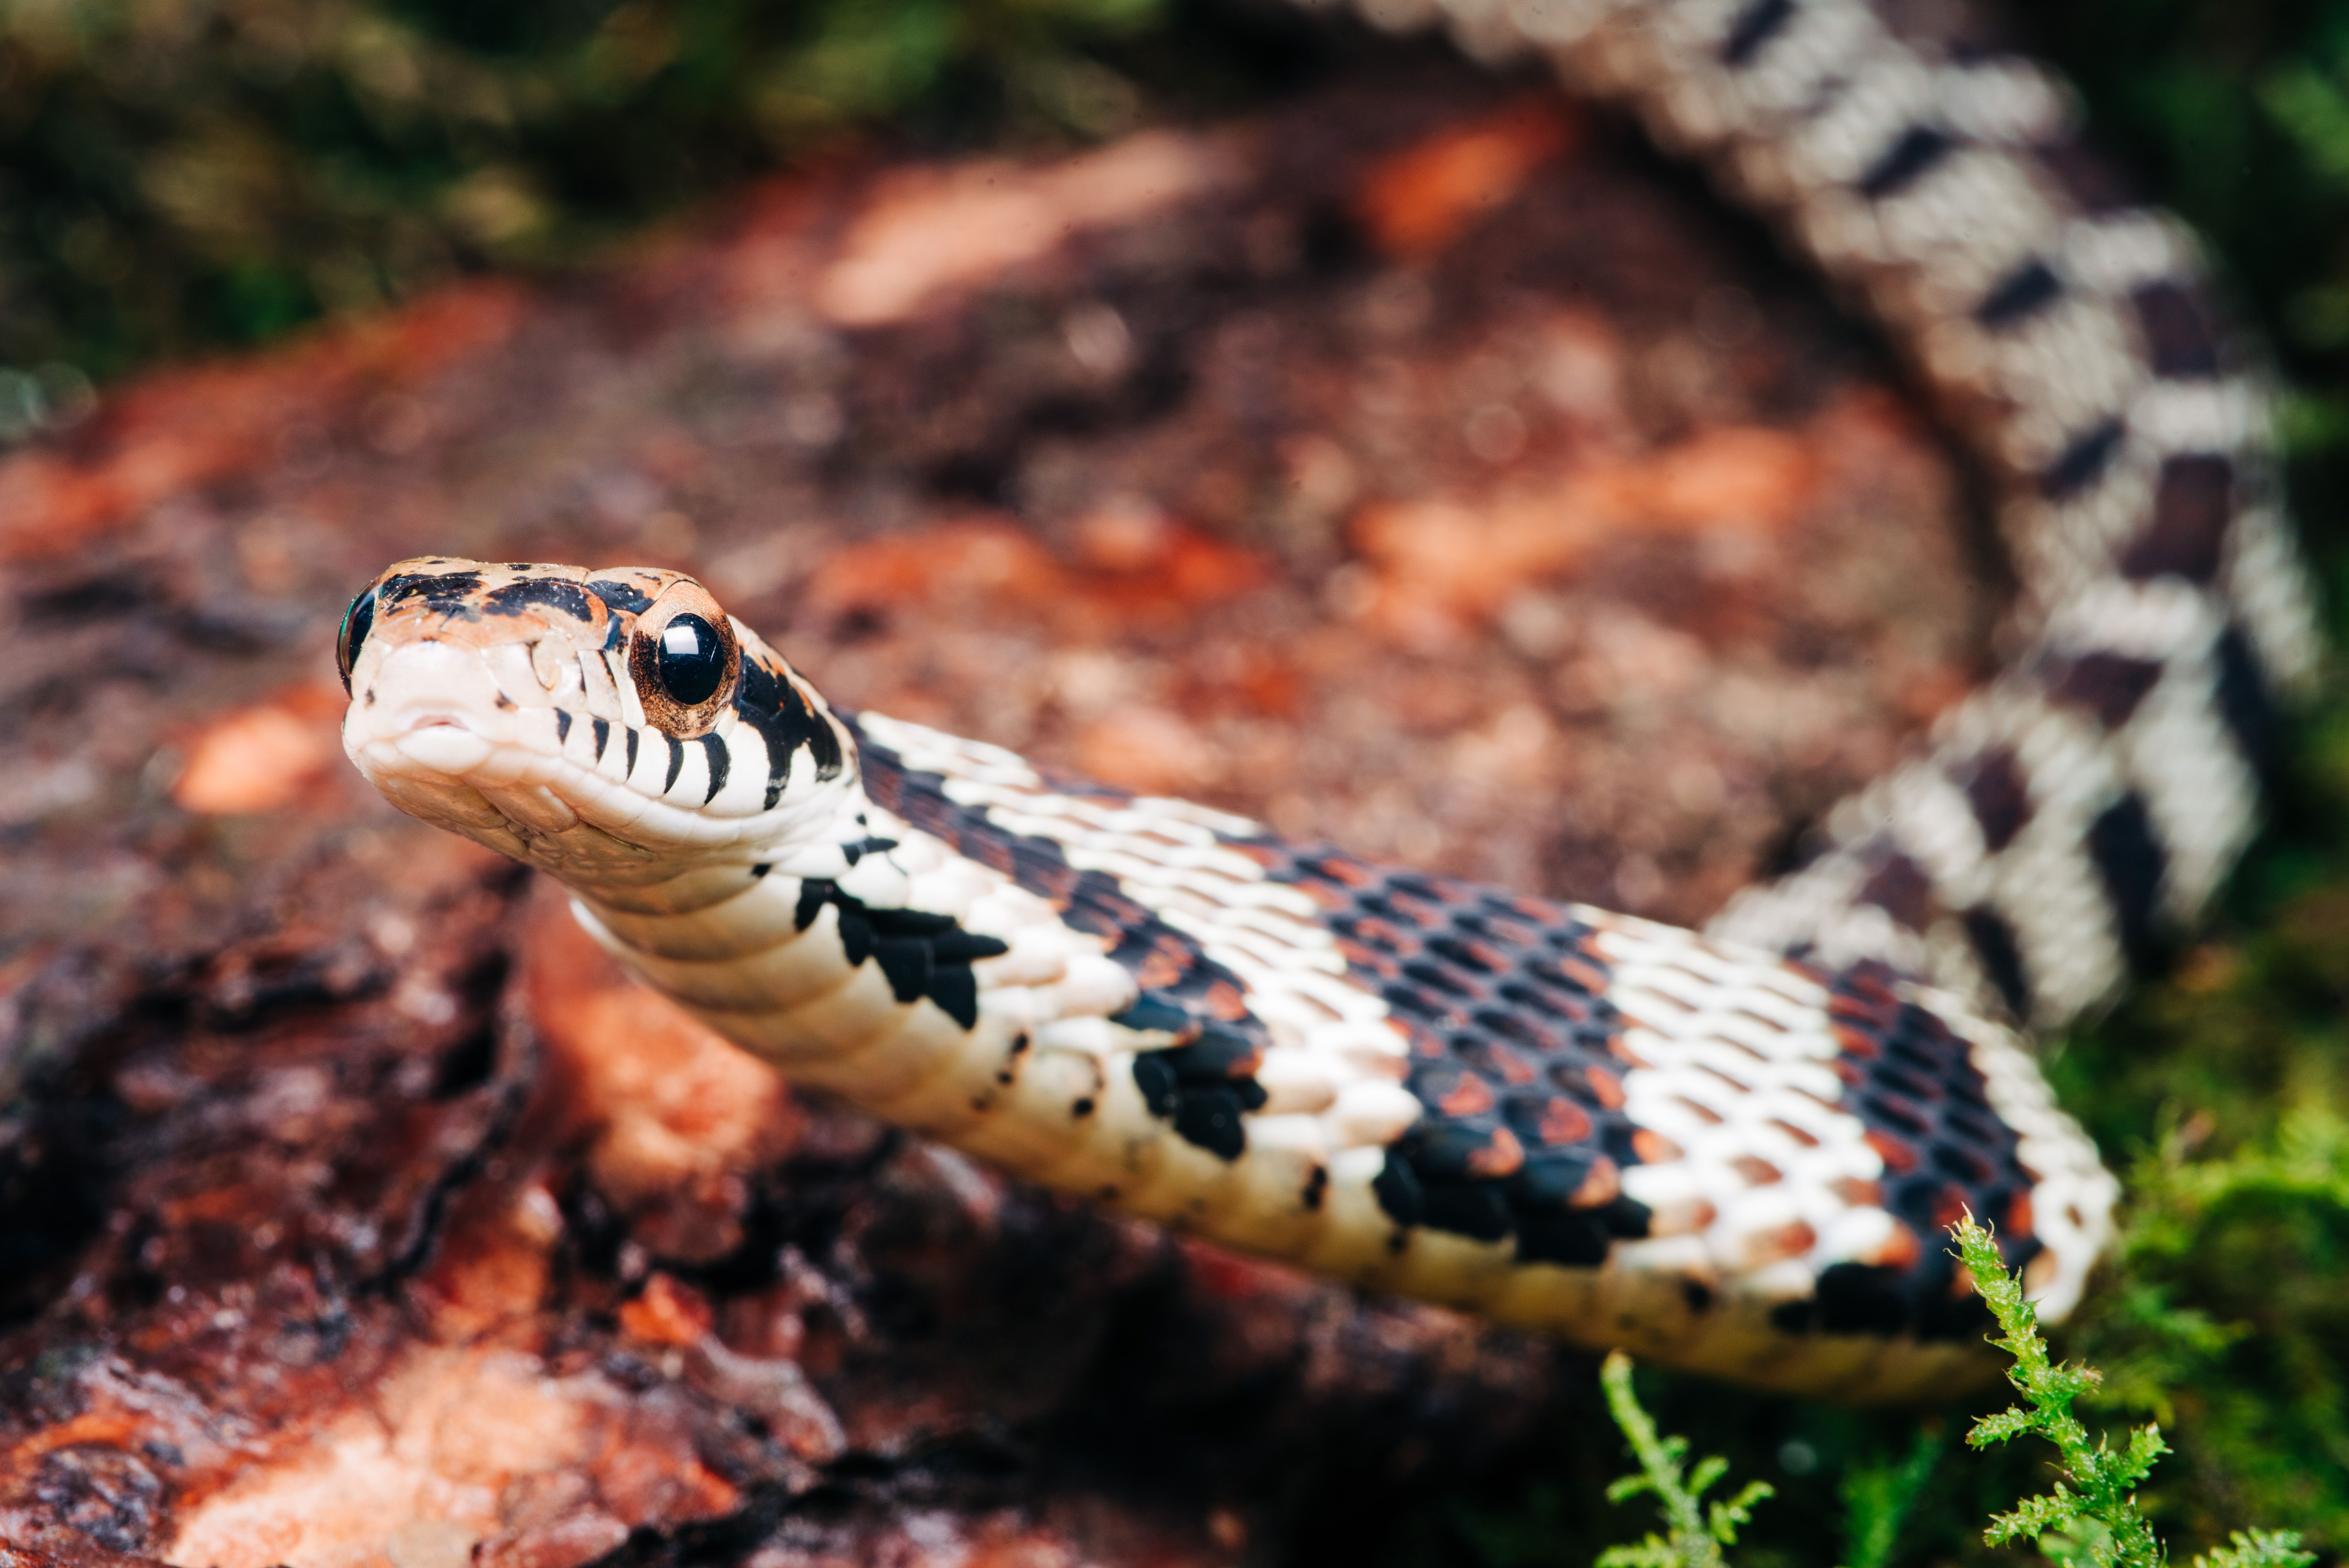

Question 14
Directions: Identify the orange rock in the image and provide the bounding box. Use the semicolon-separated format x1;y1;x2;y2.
806;518;1067;620
407;1184;560;1342
1355;101;1576;259
1351;422;1821;631
817;131;1239;326
165;1347;590;1568
0;283;520;563
173;683;345;815
521;891;800;1231
618;1274;715;1349
1075;708;1221;797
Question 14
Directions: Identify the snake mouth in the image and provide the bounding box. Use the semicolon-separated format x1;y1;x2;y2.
344;640;519;777
382;714;497;779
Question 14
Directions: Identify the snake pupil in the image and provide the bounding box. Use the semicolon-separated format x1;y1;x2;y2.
336;588;376;694
656;613;726;706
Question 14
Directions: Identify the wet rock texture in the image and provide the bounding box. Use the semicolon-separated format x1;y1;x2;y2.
0;37;1983;1568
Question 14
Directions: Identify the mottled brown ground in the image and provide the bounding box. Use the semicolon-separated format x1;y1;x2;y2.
0;37;1988;1568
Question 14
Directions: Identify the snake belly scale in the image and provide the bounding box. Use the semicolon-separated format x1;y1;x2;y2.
335;0;2319;1401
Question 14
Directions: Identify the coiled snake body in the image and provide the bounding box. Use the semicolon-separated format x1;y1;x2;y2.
336;0;2319;1400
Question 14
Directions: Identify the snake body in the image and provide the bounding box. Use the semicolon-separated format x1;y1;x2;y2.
335;0;2318;1400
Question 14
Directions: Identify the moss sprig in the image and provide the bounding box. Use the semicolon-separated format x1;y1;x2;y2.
1954;1213;2315;1568
1597;1349;1774;1568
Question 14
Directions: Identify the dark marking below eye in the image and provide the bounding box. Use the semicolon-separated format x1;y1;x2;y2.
555;709;572;746
586;579;654;615
700;734;730;803
624;728;639;778
735;657;842;808
663;733;684;795
591;717;610;761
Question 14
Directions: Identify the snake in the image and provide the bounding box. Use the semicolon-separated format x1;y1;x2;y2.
333;0;2319;1401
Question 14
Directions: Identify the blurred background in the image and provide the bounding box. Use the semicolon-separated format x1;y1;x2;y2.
4;0;2349;1564
0;0;2345;396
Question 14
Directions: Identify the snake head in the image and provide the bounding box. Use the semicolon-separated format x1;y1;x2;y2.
338;556;858;893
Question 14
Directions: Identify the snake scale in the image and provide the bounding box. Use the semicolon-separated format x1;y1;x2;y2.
335;0;2319;1400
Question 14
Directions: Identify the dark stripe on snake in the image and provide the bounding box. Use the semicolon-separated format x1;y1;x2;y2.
1858;848;1936;930
483;578;597;621
2214;624;2285;785
2087;793;2167;966
554;709;571;746
2052;651;2165;728
788;872;1005;1026
1770;964;2038;1340
1720;0;1795;66
1858;125;1953;201
736;657;844;809
663;732;684;795
624;727;638;779
1245;846;1652;1261
2132;282;2224;378
847;717;1274;1153
1975;258;2064;328
586;578;653;615
2037;139;2140;215
2040;417;2126;501
1962;905;2030;1019
380;570;484;614
2123;454;2233;583
700;734;729;804
590;717;608;761
1957;746;2032;853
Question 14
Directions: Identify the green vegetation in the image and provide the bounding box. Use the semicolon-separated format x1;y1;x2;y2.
1953;1215;2309;1568
1836;1431;1941;1568
1596;1351;1775;1568
1594;1225;2318;1568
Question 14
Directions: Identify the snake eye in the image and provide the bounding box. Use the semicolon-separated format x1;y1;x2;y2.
656;613;726;705
625;579;741;737
337;588;376;694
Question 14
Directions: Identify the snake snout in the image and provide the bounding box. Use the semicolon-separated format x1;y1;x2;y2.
344;638;515;779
